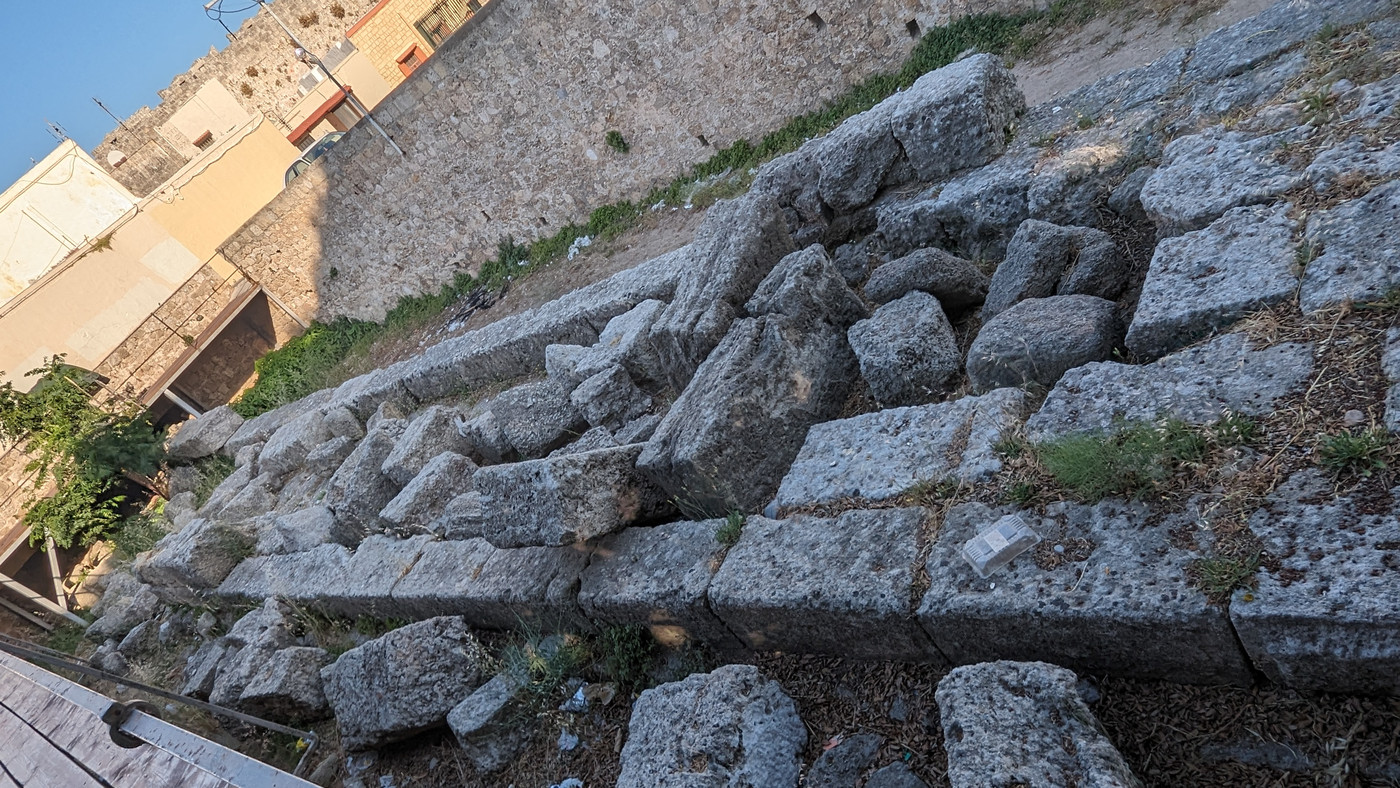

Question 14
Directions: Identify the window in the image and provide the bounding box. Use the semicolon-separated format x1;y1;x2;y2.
192;131;215;151
397;45;427;76
414;0;480;48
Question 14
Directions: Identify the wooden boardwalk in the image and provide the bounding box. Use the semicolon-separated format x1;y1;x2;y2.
0;651;315;787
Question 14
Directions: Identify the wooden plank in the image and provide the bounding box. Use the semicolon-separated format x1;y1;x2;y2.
0;702;105;788
0;666;232;788
0;653;314;788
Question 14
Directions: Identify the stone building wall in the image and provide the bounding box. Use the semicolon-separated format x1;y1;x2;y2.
223;0;1034;322
94;0;380;196
347;0;473;87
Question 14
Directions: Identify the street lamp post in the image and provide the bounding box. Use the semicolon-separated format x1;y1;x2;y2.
205;0;405;156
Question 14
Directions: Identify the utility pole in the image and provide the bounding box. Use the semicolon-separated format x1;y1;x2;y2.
238;0;404;156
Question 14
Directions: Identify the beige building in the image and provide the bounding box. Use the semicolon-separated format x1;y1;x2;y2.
0;143;138;307
348;0;487;88
284;39;394;149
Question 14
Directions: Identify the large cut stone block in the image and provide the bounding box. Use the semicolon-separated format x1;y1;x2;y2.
168;405;244;460
773;388;1025;512
388;538;588;630
617;665;806;788
379;451;478;535
381;405;470;486
474;444;669;548
1026;333;1314;441
1230;471;1400;694
707;510;937;661
968;295;1120;392
578;520;739;649
1298;180;1400;313
848;291;961;407
322;420;405;544
136;518;256;601
918;501;1252;685
258;410;331;478
937;661;1144;788
890;54;1025;183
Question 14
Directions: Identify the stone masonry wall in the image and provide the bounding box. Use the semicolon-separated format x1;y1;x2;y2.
94;0;379;196
221;0;1036;322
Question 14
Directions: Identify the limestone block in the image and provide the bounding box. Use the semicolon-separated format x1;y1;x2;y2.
475;444;669;548
984;220;1125;320
258;410;331;478
1185;0;1391;82
890;54;1025;183
773;388;1025;511
968;295;1121;392
381;405;470;486
322;420;405;545
379;451;478;534
578;520;739;649
447;673;530;772
1127;204;1298;359
389;538;589;630
707;510;936;661
168;406;244;460
212;544;352;603
1026;333;1315;441
320;617;490;751
431;491;486;540
937;661;1144;788
570;365;652;432
1139;127;1307;236
1230;471;1400;694
617;665;805;788
485;379;589;461
863;247;989;311
304;435;357;473
237;647;332;721
745;245;869;330
1298;180;1400;312
815;99;903;213
848;291;961;407
135;518;256;599
918;502;1252;685
877;149;1037;261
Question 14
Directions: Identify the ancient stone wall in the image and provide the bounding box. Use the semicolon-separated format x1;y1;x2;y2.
94;0;380;196
221;0;1033;322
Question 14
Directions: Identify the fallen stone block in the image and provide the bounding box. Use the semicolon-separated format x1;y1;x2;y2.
547;425;620;458
1385;327;1400;433
773;388;1025;511
323;420;405;544
877;149;1037;261
937;661;1144;788
815;98;903;213
890;53;1024;183
967;295;1121;392
258;410;331;479
1298;180;1400;312
639;315;858;515
304;435;356;473
475;444;670;548
1230;470;1400;694
318;535;431;619
223;390;333;456
476;379;589;461
1139;126;1307;235
430;491;485;540
389;538;588;630
863;247;989;311
983;220;1126;320
649;194;795;388
381;405;471;486
570;365;652;432
1186;0;1391;83
1025;332;1314;441
1127;204;1298;359
848;291;961;407
136;518;256;601
321;616;490;751
168;406;244;460
446;673;531;773
237;646;332;721
86;576;162;642
707;509;936;661
578;520;740;650
918;501;1252;685
379;452;478;535
209;599;299;708
617;664;806;788
747;245;869;328
321;406;364;441
546;299;668;387
213;544;353;603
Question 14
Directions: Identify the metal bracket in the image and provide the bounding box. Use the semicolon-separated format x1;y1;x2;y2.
101;700;161;748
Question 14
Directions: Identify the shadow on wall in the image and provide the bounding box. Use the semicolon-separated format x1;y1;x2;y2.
217;0;1035;324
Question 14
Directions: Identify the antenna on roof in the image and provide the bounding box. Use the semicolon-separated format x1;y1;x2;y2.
44;120;68;143
93;97;129;131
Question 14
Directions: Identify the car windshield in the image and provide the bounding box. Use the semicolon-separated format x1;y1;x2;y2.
284;132;345;187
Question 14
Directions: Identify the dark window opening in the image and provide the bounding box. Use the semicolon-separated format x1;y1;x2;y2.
696;134;710;147
906;19;921;39
807;11;826;31
397;45;427;76
414;0;483;47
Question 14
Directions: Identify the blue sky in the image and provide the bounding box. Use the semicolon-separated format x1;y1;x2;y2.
0;1;266;187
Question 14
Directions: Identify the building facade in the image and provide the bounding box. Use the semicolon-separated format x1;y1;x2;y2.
347;0;487;88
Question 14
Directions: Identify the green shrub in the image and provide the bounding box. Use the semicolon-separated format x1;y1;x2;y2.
1037;419;1210;501
716;511;744;547
595;624;657;689
192;455;236;509
605;130;629;154
111;511;169;559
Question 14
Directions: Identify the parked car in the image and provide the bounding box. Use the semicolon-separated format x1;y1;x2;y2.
283;131;346;187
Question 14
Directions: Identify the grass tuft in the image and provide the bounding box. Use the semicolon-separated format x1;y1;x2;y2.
1190;553;1260;604
716;511;745;547
191;455;236;509
1036;419;1214;501
1317;428;1390;477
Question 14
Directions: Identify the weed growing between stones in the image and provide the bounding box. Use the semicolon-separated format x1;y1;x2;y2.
594;624;657;691
604;131;629;154
715;511;744;547
1317;428;1391;478
44;619;87;655
111;508;169;559
1188;553;1261;604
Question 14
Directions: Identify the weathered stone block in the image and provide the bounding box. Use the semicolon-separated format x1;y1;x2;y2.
474;444;669;548
968;295;1121;392
381;405;470;486
323;420;405;544
707;510;936;661
617;665;806;788
890;54;1025;183
984;220;1125;320
918;501;1252;685
168;406;244;460
773;388;1025;511
136;518;256;599
1126;204;1298;359
258;410;331;478
848;291;961;407
379;451;478;535
863;247;989;311
937;661;1144;788
1298;180;1400;312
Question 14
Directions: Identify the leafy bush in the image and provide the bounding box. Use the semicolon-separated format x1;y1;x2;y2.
595;624;657;689
0;357;165;549
111;510;170;560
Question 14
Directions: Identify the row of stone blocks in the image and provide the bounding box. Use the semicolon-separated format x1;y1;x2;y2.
210;493;1400;695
